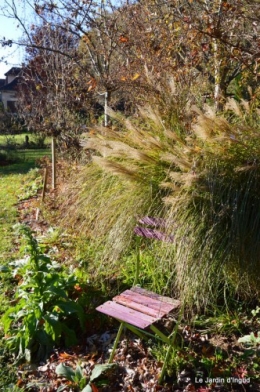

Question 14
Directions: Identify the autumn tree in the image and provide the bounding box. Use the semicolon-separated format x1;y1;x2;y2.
16;23;89;187
2;0;259;115
1;0;154;115
95;0;259;111
131;0;260;108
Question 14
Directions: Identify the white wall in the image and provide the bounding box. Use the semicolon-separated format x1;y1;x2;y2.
1;90;17;110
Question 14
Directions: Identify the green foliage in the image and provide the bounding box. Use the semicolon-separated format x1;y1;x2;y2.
0;170;25;264
56;362;116;392
238;332;260;347
0;149;18;165
2;135;18;150
121;240;176;293
1;225;85;362
0;133;50;150
238;307;260;348
18;168;43;201
252;307;260;318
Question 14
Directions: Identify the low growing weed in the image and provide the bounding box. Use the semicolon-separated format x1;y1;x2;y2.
18;168;43;201
238;306;260;355
55;362;117;392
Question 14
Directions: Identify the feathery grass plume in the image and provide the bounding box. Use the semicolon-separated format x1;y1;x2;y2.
162;99;260;311
59;99;190;284
138;105;165;129
225;97;243;117
161;153;192;171
60;163;158;274
92;156;141;181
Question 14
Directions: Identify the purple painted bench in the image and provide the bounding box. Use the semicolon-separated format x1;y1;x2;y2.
97;286;180;329
96;216;180;383
134;216;174;243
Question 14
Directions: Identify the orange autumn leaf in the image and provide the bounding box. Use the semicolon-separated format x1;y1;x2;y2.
16;380;25;388
74;284;82;291
119;35;129;43
87;78;97;91
58;352;77;361
132;73;140;81
91;384;99;392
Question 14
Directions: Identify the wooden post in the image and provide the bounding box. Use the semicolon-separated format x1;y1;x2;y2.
104;91;108;127
41;167;48;201
51;136;56;189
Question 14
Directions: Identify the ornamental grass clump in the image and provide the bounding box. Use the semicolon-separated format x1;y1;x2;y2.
60;105;176;277
162;99;260;310
62;95;260;312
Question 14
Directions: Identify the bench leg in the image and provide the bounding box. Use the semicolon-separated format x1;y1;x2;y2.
108;322;125;363
158;344;173;384
158;304;184;384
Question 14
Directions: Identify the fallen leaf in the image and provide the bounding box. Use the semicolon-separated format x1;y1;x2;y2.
132;73;140;81
119;35;129;43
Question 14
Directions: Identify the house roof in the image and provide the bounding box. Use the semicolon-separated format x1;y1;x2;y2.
4;67;22;77
0;76;21;91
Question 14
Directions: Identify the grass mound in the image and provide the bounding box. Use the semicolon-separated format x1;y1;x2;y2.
58;97;260;312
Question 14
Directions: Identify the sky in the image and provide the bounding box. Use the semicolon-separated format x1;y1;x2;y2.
0;2;31;79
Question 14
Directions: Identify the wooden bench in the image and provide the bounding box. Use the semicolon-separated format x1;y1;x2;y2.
96;286;181;383
96;217;180;384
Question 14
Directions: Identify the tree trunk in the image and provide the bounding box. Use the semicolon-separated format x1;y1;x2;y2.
213;37;222;111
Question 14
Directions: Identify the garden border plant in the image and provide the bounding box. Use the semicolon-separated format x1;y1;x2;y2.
59;94;260;313
1;224;85;363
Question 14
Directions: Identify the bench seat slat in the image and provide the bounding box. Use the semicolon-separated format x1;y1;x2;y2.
130;286;181;307
96;301;157;329
113;290;175;316
113;294;166;318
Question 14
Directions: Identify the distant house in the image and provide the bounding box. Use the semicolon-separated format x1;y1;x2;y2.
0;67;22;112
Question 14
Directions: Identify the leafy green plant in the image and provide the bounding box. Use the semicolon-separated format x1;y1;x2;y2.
56;362;116;392
237;306;260;347
56;363;88;391
18;168;43;201
252;306;260;319
238;332;260;347
1;225;85;362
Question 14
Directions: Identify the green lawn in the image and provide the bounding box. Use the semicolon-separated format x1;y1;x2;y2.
0;133;27;146
0;173;21;262
0;133;51;148
0;148;51;260
0;149;51;175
